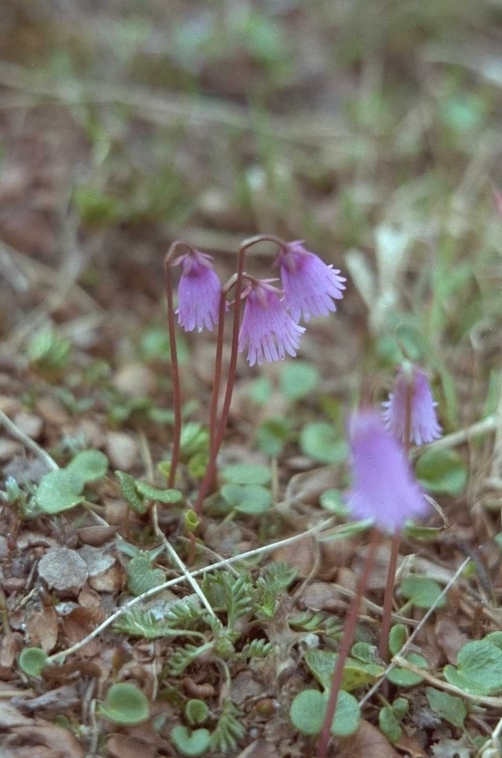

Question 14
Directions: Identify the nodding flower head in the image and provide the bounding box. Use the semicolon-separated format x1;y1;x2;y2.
346;409;429;533
174;248;224;332
382;363;442;446
238;279;305;367
275;240;346;323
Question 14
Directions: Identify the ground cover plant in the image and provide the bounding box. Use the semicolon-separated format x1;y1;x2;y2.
1;1;502;757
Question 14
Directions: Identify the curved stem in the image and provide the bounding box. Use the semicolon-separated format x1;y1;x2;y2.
209;290;229;453
193;236;271;516
317;529;381;758
163;242;191;489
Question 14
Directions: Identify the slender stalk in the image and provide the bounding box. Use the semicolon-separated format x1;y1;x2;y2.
193;234;280;516
317;529;381;758
379;376;412;663
193;259;245;516
208;290;229;454
163;240;196;489
378;527;400;663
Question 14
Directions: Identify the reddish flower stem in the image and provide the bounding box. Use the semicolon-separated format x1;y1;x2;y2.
193;235;281;517
317;528;381;758
163;245;184;489
379;379;412;663
208;291;229;453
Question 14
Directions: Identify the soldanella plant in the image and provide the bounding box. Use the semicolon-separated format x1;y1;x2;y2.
163;235;345;514
162;236;447;756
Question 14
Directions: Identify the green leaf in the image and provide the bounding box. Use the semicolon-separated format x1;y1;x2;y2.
425;687;466;729
279;361;320;402
256;417;292;457
318;519;372;542
379;705;402;744
304;649;383;692
220;483;272;515
289;689;360;737
18;647;48;677
401;575;446;610
389;624;407;656
185;699;209;727
115;470;146;513
443;640;502;695
36;469;85;514
136;481;183;504
127;556;165;596
67;449;109;483
319;489;349;516
486;632;502;651
403;523;443;540
221;463;271;486
386;653;427;687
99;683;149;725
171;727;211;757
300;422;348;465
415;448;467;495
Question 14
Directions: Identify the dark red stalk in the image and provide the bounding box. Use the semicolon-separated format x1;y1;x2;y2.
193;235;281;517
317;528;381;758
163;245;183;489
379;377;412;663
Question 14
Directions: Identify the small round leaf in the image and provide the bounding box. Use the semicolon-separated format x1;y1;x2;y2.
19;647;48;677
171;726;211;757
100;683;149;725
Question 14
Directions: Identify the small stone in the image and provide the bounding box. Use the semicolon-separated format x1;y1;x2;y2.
13;411;43;440
113;363;156;398
105;431;138;471
0;438;22;462
0;396;21;415
38;546;88;595
78;546;121;592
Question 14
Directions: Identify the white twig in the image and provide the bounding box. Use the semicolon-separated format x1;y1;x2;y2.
0;409;58;471
46;517;334;663
359;557;470;707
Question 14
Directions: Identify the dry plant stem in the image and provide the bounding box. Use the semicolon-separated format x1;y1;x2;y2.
317;528;381;758
359;557;470;709
152;503;216;618
46;516;335;664
163;245;183;488
391;655;502;708
0;409;58;471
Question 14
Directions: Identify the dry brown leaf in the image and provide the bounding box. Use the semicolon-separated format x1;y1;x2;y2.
339;719;399;758
0;701;33;728
106;734;158;758
395;731;428;758
298;580;346;612
12;684;80;714
271;536;316;577
11;724;85;758
235;740;277;758
25;606;58;653
434;615;470;665
282;466;340;506
0;632;23;680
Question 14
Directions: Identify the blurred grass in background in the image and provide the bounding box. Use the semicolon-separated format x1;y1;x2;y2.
1;0;502;429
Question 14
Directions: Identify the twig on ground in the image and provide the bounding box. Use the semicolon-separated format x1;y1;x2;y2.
0;409;58;471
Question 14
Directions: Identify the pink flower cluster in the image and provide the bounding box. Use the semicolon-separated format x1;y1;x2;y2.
173;241;346;366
